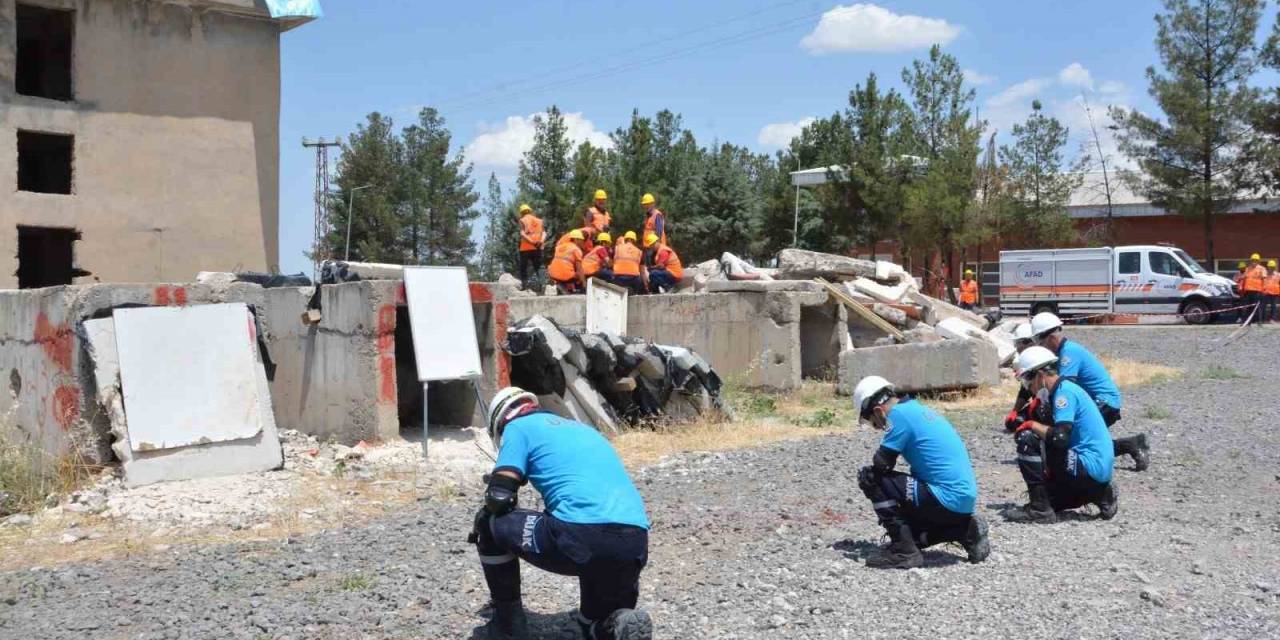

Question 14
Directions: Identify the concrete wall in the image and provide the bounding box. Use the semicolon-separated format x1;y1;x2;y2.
0;0;287;288
0;281;268;461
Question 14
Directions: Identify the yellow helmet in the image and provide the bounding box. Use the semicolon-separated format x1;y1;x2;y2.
1270;259;1278;268
640;193;656;206
568;229;585;241
964;268;974;275
518;203;532;214
1238;261;1248;269
623;231;638;242
594;189;608;201
1251;252;1262;261
643;232;660;247
596;232;612;245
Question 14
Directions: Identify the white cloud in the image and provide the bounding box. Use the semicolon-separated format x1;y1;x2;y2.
986;78;1052;109
465;111;612;168
800;4;960;54
1098;80;1126;95
757;117;816;149
963;68;996;86
1058;62;1094;89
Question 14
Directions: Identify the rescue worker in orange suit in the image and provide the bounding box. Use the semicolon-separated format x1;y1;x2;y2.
1264;259;1280;323
557;226;595;253
584;189;612;234
611;231;646;295
549;230;587;294
1241;253;1267;325
641;193;667;247
1233;261;1247;291
583;233;615;283
516;204;545;291
959;269;979;311
642;233;682;294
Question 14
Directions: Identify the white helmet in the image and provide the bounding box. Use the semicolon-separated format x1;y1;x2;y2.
1015;346;1058;380
486;386;537;448
1013;322;1034;341
1029;311;1063;338
852;375;895;422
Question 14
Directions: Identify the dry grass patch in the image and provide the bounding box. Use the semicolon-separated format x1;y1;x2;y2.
613;417;842;468
1101;357;1182;387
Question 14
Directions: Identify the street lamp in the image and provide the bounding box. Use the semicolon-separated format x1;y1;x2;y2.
344;184;373;261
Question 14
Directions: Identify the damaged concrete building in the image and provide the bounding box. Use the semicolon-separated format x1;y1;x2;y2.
0;0;318;289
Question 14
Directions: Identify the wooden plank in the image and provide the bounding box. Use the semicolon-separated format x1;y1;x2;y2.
815;277;905;341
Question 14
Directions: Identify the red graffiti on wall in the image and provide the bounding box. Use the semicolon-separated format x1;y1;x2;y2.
173;287;188;306
34;312;73;373
52;386;81;431
153;286;171;306
468;283;493;303
376;304;397;403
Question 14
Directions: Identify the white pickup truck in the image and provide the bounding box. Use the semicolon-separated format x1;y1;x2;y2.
998;245;1237;324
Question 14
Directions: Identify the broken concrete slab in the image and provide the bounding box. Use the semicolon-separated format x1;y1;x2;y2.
875;260;911;284
935;317;1017;365
561;362;619;434
520;315;573;359
837;338;1000;395
776;248;877;282
901;325;943;344
705;280;824;293
905;290;988;330
871;303;909;328
851;277;914;304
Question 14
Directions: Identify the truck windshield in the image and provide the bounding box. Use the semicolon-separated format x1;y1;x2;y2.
1173;249;1205;274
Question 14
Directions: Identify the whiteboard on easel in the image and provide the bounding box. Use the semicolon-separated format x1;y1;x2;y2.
403;266;482;382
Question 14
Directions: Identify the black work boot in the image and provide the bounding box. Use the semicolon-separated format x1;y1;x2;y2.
1096;483;1119;520
866;523;924;569
1007;485;1058;524
1131;434;1151;472
962;514;991;564
485;599;529;640
592;608;653;640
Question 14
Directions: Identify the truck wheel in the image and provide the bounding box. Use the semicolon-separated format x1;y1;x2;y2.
1181;299;1211;325
1031;303;1057;316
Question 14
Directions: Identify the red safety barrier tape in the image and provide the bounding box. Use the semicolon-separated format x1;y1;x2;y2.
1062;301;1260;323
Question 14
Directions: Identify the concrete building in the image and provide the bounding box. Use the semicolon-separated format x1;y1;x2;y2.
0;0;318;289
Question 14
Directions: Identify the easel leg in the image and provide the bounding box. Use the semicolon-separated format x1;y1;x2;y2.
422;381;430;459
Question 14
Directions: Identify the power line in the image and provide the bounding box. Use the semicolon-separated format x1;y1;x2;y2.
433;0;816;109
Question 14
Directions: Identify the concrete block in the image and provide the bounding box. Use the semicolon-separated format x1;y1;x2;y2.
875;261;910;283
561;362;618;434
705;280;823;293
838;339;1000;395
936;317;1016;365
776;248;877;281
852;277;913;304
905;290;988;330
522;315;573;359
871;303;909;328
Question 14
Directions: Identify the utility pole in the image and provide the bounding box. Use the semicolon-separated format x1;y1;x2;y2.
302;136;341;279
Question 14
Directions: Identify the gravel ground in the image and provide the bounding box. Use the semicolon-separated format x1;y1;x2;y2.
2;325;1278;639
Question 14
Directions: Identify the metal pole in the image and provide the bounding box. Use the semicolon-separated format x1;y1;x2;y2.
422;381;430;458
793;184;800;248
344;184;372;262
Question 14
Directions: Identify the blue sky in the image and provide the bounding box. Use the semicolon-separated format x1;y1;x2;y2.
277;1;1277;275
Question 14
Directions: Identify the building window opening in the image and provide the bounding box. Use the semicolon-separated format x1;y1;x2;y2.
17;130;73;194
15;4;74;101
17;226;86;289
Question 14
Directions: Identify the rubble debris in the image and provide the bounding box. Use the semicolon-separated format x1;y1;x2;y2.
195;271;311;287
870;303;909;328
319;260;403;283
935;317;1017;365
851;277;913;304
776;248;877;281
502;315;729;430
838;339;1000;395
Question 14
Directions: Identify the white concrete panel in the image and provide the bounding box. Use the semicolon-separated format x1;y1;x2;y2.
403;266;483;381
586;278;628;336
115;304;264;451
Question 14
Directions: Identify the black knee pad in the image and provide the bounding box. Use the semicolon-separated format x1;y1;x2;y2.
1015;430;1041;455
857;466;880;497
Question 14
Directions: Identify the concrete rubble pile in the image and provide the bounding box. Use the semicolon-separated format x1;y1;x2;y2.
771;248;1014;395
502;315;729;431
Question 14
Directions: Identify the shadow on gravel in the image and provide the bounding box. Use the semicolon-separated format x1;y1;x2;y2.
831;539;965;568
469;608;587;640
990;503;1106;523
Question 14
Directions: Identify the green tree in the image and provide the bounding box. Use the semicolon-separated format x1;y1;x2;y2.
400;108;479;265
1110;0;1265;264
899;45;983;293
840;72;913;254
569;140;610;220
327;113;404;263
517;106;575;237
999;100;1084;247
682;143;759;261
476;173;518;280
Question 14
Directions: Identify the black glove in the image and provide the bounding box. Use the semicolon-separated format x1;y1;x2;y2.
467;506;488;544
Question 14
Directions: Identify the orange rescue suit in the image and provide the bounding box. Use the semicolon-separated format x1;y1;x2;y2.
1265;272;1280;296
650;243;683;279
1243;264;1266;292
556;229;594;252
586;206;611;233
549;242;583;282
959;279;978;304
518;214;544;252
643;209;667;246
613;242;642;277
583;245;611;277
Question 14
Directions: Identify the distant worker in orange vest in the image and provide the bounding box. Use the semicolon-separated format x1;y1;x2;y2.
643;233;682;294
1264;259;1280;324
516;204;545;291
1233;261;1247;291
959;269;979;311
549;230;587;294
611;231;645;295
641;193;667;246
1241;253;1267;325
582;233;614;282
557;226;595;252
584;189;612;234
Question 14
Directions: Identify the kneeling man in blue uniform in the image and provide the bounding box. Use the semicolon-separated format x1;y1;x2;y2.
851;375;990;569
469;387;652;640
1008;346;1118;523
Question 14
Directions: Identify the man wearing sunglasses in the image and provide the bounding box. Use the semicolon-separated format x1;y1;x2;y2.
1008;346;1119;523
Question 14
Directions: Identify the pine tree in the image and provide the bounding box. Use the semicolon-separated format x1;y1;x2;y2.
683;143;758;261
999;100;1083;247
1110;0;1265;264
327;113;404;263
477;173;518;280
400;108;479;266
517;106;575;238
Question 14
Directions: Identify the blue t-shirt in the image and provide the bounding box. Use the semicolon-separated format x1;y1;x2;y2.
1051;380;1115;484
879;399;978;515
495;412;649;529
1056;338;1122;409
